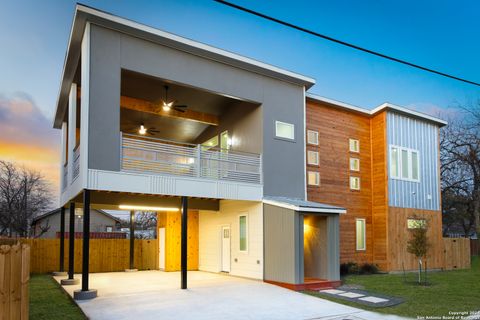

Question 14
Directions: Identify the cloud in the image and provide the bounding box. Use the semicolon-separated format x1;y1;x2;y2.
0;92;60;198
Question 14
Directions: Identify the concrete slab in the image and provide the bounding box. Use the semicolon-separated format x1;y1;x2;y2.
320;289;346;295
338;292;365;298
54;271;409;320
359;296;390;303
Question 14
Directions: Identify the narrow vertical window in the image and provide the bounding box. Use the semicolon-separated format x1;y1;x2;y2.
356;219;366;250
308;171;320;186
239;215;248;252
349;139;360;153
307;151;319;165
390;147;399;178
350;158;360;171
411;151;419;181
401;149;409;179
350;176;360;190
307;130;319;145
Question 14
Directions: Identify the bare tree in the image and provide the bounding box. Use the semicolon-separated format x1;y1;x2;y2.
0;160;53;237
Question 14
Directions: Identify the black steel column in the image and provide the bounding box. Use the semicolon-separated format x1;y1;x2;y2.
81;189;90;291
68;202;75;279
181;196;188;289
129;210;135;270
59;206;66;272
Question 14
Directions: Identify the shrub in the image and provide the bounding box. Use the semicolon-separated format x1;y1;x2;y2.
359;263;379;274
340;262;358;275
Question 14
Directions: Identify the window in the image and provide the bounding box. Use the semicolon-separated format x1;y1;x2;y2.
308;171;320;186
350;158;360;171
275;121;295;140
350;176;360;190
349;139;360;153
307;130;319;145
202;135;218;151
239;215;248;252
389;145;420;181
407;219;426;229
356;219;366;250
106;226;113;232
307;151;319;165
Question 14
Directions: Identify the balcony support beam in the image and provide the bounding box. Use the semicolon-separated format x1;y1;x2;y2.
181;196;188;289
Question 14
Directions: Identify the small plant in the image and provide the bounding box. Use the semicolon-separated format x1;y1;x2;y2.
359;263;379;274
340;262;359;275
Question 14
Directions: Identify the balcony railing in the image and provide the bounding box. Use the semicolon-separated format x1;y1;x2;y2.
121;133;262;184
73;146;80;180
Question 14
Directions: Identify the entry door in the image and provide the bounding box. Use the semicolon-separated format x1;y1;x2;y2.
159;228;165;270
221;226;231;272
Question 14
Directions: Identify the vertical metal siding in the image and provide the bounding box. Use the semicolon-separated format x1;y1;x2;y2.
386;112;440;211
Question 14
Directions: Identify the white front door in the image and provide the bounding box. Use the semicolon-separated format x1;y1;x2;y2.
159;227;165;270
221;226;231;272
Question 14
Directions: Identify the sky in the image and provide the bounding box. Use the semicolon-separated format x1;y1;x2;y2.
1;0;479;200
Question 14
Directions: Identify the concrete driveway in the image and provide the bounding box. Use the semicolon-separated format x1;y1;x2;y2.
54;271;408;320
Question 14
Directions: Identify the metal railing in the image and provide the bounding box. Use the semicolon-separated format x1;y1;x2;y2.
73;146;80;180
121;133;262;184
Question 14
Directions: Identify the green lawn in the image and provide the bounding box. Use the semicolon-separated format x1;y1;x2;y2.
306;256;480;318
30;274;86;320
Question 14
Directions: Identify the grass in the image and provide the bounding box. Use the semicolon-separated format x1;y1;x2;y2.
305;256;480;318
29;274;86;320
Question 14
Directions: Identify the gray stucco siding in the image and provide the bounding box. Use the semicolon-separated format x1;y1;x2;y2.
86;25;306;199
386;111;440;211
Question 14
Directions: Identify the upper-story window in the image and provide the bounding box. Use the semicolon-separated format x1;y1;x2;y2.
390;145;420;182
307;151;319;166
350;158;360;171
350;176;360;190
307;130;319;145
275;121;295;140
308;171;320;186
349;139;360;153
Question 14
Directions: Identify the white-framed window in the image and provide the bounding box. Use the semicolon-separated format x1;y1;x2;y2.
350;158;360;171
356;219;366;250
389;145;420;182
275;121;295;140
239;214;248;252
308;171;320;186
106;226;113;232
307;130;319;145
349;139;360;153
407;218;426;229
307;151;319;166
350;176;360;190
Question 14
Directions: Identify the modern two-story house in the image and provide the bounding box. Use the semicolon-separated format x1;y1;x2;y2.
52;5;446;299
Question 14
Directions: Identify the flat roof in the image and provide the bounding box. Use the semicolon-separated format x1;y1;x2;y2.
263;196;346;214
306;93;447;127
53;4;316;128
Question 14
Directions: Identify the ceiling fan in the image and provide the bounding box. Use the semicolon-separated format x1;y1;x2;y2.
160;85;188;113
125;123;160;136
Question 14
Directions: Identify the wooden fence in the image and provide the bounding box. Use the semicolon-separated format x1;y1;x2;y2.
19;239;157;274
443;238;471;270
0;243;30;320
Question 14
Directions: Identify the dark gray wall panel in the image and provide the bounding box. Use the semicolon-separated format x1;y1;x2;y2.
88;25;121;171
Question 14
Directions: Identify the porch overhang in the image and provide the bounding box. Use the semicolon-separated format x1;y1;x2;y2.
262;196;346;214
53;4;316;129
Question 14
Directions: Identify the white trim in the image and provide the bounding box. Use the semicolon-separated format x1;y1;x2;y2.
389;145;420;182
238;213;248;253
275;120;295;140
262;199;346;214
306;93;447;127
349;157;360;171
306;129;319;145
355;218;366;251
350;176;361;190
349;138;360;153
307;171;320;186
80;22;91;189
307;151;319;166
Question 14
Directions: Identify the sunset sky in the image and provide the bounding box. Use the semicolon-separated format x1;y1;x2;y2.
1;0;479;203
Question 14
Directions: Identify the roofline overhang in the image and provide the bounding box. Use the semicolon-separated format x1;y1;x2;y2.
262;199;347;214
53;4;316;128
306;93;448;127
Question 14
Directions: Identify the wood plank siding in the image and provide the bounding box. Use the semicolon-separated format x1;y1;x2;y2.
306;100;374;265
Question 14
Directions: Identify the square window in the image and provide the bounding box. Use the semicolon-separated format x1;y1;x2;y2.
350;158;360;171
239;215;248;252
350;176;360;190
308;171;320;186
307;130;319;145
307;151;319;165
349;139;360;153
275;121;295;140
356;219;366;250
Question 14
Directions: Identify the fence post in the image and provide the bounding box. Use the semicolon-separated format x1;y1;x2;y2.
20;244;29;320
